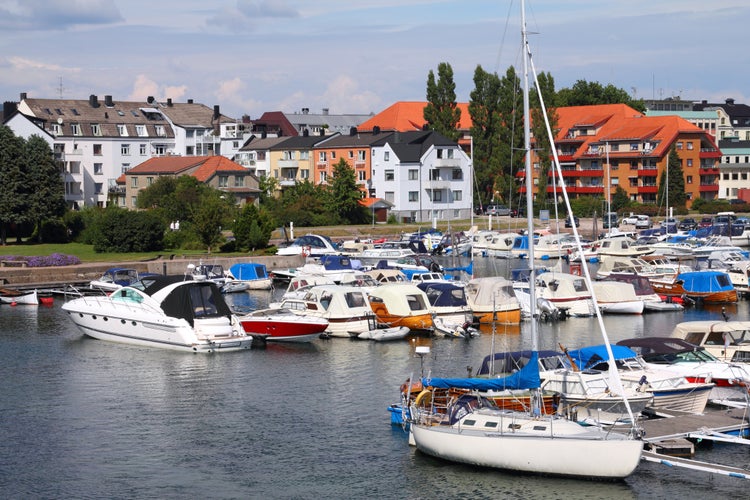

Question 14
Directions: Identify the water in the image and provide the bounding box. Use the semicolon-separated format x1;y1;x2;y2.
1;258;748;498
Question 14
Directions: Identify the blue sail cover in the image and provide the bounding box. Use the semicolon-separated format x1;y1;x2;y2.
423;351;541;391
567;345;638;371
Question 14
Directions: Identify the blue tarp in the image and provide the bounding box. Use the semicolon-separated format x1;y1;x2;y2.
567;345;638;371
229;263;268;280
424;351;541;390
677;271;734;293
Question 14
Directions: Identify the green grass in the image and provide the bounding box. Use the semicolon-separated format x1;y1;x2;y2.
0;242;198;263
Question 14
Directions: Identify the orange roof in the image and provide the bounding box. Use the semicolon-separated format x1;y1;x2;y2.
358;101;472;131
123;155;247;182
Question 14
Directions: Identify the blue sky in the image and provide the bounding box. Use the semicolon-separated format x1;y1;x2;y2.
1;0;748;119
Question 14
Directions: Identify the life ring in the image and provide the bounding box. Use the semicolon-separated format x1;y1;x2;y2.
414;389;432;407
301;245;311;257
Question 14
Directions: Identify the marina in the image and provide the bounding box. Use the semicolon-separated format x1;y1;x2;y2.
1;254;749;496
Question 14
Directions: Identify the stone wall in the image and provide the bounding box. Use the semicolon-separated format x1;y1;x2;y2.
0;255;305;289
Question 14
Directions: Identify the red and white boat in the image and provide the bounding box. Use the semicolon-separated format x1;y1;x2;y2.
236;307;329;343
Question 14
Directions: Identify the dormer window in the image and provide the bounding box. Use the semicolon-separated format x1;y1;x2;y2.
71;123;82;136
91;124;102;136
117;124;128;136
136;125;147;137
155;125;166;137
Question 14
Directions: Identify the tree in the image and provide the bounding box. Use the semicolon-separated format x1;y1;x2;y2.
494;66;525;204
657;145;686;213
92;207;164;253
469;65;502;208
530;71;558;208
0;125;28;244
327;159;369;224
187;192;234;253
233;203;274;250
25;135;66;242
424;62;461;142
611;186;631;212
556;79;646;113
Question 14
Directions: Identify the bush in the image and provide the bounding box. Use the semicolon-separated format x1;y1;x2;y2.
38;218;69;243
92;209;165;253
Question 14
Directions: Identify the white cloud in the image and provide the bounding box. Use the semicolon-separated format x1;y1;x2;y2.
128;75;160;101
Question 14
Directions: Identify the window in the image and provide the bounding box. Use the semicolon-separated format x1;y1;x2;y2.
611;177;619;185
385;191;394;203
140;144;147;155
94;163;103;175
301;169;309;179
433;190;443;202
147;177;153;186
429;169;440;181
117;124;127;136
453;190;462;201
687;159;693;167
687;175;693;184
131;196;137;206
234;176;244;187
630;143;638;151
131;177;138;188
283;151;294;160
358;150;366;161
50;123;61;135
687;142;694;150
300;151;309;160
93;144;102;155
331;151;336;159
218;176;228;187
452;169;462;180
121;163;130;174
348;150;354;159
384;151;390;161
154;145;165;155
676;142;683;150
186;129;194;138
723;173;730;180
121;144;130;155
408;169;418;180
409;191;418;202
319;171;327;183
71;123;82;136
319;152;327;162
385;170;394;181
136;125;147;137
155;125;166;137
91;124;102;136
358;171;366;181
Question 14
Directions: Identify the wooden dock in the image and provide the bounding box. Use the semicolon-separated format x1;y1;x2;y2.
640;406;750;444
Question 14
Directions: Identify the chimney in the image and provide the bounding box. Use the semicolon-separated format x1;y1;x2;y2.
20;92;27;101
303;129;309;137
350;127;357;136
213;105;220;120
322;108;329;115
726;98;735;106
167;98;173;107
104;95;114;107
147;96;155;104
373;126;380;134
89;94;99;108
302;108;309;114
187;99;193;104
3;101;18;118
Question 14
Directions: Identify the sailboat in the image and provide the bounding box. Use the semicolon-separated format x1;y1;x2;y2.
408;1;643;479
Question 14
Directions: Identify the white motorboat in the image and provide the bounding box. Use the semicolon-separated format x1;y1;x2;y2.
515;272;595;317
0;289;40;305
276;233;340;257
670;320;750;364
62;275;255;353
591;281;644;315
89;267;143;292
464;276;522;325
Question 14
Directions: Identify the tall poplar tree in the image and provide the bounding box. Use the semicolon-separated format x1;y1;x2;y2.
424;62;461;142
657;145;686;213
494;66;524;204
530;71;559;208
26;135;66;242
0;125;28;244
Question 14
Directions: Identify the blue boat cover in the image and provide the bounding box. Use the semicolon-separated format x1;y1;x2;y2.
677;271;734;293
229;263;268;280
424;351;541;390
566;345;638;371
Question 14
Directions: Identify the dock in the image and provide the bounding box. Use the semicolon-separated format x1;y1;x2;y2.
636;405;750;479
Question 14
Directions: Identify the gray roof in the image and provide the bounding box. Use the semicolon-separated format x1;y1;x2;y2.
379;130;458;163
239;135;290;151
269;133;340;150
285;110;373;135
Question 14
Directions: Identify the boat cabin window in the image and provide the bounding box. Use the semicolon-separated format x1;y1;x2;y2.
572;279;588;292
345;292;365;308
112;288;143;303
319;293;332;310
190;286;218;317
716;274;732;287
406;294;427;311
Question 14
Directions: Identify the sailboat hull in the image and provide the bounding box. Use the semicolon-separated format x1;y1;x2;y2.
411;414;642;479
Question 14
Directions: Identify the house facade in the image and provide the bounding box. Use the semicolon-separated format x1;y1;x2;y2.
121;155;259;209
370;130;472;222
6;93;245;209
270;133;339;189
311;129;394;190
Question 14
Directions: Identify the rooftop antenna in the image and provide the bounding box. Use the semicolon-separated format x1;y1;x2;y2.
57;76;64;99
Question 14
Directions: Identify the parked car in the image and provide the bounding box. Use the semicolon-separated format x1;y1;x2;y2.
698;217;713;228
510;207;526;218
621;213;639;225
678;218;697;231
602;212;619;229
634;215;652;229
486;204;511;216
565;215;580;228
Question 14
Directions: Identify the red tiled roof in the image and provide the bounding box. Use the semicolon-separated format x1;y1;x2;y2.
192;155;247;182
123;155;247;182
358;101;472;131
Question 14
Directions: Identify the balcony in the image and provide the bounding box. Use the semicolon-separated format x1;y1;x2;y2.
108;186;126;194
433;158;460;168
279;178;297;187
637;185;658;194
699;183;719;192
316;162;327;169
278;159;298;168
699;166;720;175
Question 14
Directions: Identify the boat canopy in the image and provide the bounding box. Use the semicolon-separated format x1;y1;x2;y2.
567;345;639;371
145;277;233;327
677;271;734;292
416;282;467;308
476;350;562;376
228;263;269;281
424;351;541;391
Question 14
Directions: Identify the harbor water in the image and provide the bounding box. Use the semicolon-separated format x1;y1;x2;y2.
1;257;748;499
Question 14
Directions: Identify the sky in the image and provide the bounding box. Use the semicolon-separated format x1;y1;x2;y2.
1;0;749;120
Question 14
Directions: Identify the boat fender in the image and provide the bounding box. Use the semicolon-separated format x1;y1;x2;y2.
413;389;432;407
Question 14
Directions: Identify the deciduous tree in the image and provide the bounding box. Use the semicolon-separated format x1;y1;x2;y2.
424;62;461;142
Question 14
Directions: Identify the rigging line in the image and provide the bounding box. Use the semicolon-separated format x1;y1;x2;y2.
493;0;516;74
525;35;638;428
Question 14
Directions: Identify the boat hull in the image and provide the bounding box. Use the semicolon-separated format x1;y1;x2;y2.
410;416;642;479
0;290;39;305
472;308;522;325
238;316;327;343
